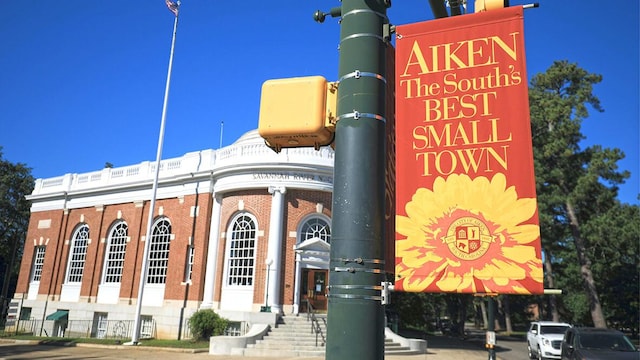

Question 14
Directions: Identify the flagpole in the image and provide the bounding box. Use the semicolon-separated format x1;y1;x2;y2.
129;1;180;345
219;121;224;148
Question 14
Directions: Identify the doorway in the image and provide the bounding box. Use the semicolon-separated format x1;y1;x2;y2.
301;269;328;312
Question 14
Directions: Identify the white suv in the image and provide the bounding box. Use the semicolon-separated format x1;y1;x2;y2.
527;321;572;360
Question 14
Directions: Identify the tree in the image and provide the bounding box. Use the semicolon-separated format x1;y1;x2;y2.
390;291;439;332
584;203;640;334
0;147;34;327
529;61;630;327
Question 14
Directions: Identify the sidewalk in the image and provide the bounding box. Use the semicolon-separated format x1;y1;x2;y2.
0;335;490;360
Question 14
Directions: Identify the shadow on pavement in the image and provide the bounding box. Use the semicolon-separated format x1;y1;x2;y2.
399;327;524;358
0;343;100;360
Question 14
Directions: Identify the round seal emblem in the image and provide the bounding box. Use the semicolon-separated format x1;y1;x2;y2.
442;216;494;261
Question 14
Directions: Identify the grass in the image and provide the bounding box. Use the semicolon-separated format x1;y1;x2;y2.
0;334;209;349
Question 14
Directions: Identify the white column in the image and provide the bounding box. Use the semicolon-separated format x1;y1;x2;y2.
292;251;302;315
266;186;286;314
201;193;222;309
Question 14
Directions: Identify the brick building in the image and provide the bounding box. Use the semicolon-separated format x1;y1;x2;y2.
10;129;335;339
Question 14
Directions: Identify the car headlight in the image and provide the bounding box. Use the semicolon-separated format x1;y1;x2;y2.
542;338;551;346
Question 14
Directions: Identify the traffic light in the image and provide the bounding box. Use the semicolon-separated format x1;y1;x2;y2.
474;0;509;12
258;76;337;153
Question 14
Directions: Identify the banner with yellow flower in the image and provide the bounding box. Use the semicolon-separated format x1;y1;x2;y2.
394;7;544;295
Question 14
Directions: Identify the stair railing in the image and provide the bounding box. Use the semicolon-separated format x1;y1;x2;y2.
304;299;326;347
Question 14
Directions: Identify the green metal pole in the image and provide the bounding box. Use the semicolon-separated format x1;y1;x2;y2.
487;297;496;360
326;0;388;359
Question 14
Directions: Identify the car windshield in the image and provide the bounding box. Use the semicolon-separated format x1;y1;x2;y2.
540;325;569;335
578;333;637;351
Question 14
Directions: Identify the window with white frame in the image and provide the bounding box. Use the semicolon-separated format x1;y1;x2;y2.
30;246;46;282
184;245;195;283
103;221;128;283
140;315;155;339
300;216;331;244
93;312;108;339
66;224;89;283
147;217;171;284
226;214;256;286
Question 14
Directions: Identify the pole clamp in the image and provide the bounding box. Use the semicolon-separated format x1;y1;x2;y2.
334;267;383;274
334;257;385;265
338;70;386;84
341;8;388;22
327;293;383;301
330;284;382;291
337;111;386;123
341;33;384;43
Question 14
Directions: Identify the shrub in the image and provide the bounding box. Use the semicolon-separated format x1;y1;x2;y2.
188;309;229;340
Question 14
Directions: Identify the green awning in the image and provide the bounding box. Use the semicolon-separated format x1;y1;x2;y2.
46;310;68;321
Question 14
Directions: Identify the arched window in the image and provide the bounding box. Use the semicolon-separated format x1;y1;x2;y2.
226;214;257;286
300;217;331;244
103;221;128;284
66;224;89;283
147;217;172;284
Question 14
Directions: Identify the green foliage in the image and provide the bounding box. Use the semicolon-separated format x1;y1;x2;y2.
188;309;229;340
501;295;535;329
528;60;637;330
0;147;34;325
584;204;640;331
390;292;437;331
563;291;590;325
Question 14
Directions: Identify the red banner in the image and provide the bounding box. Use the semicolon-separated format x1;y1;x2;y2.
394;7;543;295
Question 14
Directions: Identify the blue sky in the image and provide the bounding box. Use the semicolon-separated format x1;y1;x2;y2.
0;1;637;204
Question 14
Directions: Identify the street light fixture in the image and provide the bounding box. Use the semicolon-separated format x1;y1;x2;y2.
261;258;274;312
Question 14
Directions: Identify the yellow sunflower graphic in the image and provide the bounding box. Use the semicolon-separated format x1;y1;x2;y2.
395;173;543;294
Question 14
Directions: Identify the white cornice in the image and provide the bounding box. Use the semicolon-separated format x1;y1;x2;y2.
28;130;335;212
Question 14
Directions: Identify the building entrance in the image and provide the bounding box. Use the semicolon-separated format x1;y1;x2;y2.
300;269;327;312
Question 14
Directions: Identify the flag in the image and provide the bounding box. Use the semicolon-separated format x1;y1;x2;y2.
166;0;179;16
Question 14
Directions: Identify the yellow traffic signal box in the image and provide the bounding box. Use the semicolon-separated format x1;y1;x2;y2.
258;76;337;153
475;0;509;12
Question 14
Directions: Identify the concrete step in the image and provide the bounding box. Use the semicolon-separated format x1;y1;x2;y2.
269;329;326;338
270;325;324;332
246;314;420;357
256;336;322;346
247;315;326;355
249;343;325;351
243;348;325;357
253;339;325;347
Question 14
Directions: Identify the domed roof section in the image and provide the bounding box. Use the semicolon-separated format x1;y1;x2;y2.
232;129;263;146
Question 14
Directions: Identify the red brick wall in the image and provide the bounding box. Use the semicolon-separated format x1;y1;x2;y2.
16;192;213;304
210;188;332;307
17;186;332;309
215;189;271;305
126;193;213;302
281;189;332;305
16;209;65;296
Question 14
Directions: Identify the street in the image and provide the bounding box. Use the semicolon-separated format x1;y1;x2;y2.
495;335;528;360
461;328;529;360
